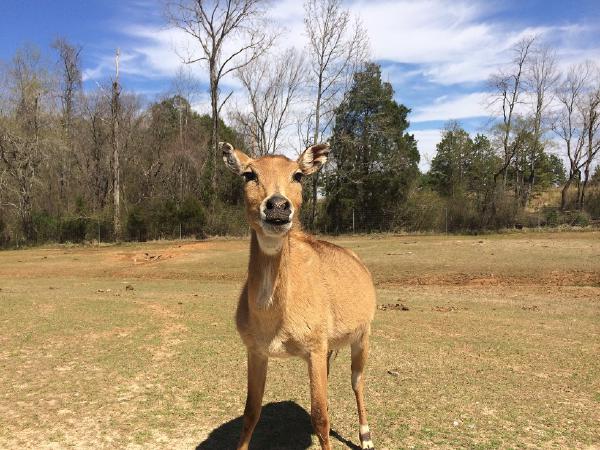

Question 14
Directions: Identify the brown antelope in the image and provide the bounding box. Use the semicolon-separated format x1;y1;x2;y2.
221;142;376;450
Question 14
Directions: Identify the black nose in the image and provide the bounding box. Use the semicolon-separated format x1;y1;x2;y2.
266;195;290;211
264;195;291;224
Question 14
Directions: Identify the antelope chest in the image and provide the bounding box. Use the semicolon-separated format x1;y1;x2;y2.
265;333;291;357
246;320;308;358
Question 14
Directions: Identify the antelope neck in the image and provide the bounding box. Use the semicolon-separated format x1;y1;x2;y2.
248;230;289;309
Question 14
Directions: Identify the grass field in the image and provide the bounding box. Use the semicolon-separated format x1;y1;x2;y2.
1;231;599;449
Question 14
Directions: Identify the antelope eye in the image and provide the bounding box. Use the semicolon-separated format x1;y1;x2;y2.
293;172;304;183
242;171;257;182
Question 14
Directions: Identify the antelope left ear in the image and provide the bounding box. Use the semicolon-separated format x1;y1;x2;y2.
221;142;251;175
298;143;330;175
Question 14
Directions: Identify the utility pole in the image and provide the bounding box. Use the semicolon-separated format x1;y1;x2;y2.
111;48;121;242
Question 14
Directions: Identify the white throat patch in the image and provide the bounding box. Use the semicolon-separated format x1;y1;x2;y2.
256;232;284;256
256;263;275;308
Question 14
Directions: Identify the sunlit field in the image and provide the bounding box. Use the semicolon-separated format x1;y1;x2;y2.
1;231;599;449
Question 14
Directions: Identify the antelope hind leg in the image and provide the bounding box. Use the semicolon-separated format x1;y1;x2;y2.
351;335;374;449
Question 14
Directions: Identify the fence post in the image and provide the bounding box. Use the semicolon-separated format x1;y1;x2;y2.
179;223;182;240
352;208;355;234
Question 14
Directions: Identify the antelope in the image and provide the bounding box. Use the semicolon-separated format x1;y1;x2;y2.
221;142;376;450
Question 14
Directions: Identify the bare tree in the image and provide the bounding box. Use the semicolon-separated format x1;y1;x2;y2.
522;44;558;205
79;90;111;212
303;0;369;228
166;0;274;207
552;62;591;210
232;48;306;156
111;49;122;241
170;66;196;154
0;132;44;241
52;38;82;207
0;46;50;241
488;36;536;189
576;65;600;208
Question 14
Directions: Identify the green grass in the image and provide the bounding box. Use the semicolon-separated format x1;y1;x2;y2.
0;232;599;448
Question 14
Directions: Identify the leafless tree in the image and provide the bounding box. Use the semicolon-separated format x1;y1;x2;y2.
166;67;203;202
522;44;558;205
111;49;122;241
170;66;196;154
488;36;536;189
0;46;51;240
303;0;369;228
576;65;600;208
232;48;306;156
552;62;592;210
80;90;111;212
52;38;82;206
166;0;274;206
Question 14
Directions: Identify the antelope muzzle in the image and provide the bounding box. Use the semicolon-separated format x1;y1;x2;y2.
263;195;292;225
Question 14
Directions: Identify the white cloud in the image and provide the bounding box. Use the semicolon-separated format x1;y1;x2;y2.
411;129;442;171
80;0;600;129
354;0;492;62
411;92;489;122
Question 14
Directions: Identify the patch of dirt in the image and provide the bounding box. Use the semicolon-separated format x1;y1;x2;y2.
107;271;246;282
144;302;178;319
112;241;217;265
379;270;600;287
84;327;135;341
152;323;189;363
377;303;409;311
115;251;175;264
432;305;466;312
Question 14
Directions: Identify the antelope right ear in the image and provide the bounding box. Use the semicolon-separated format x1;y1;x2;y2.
221;142;251;175
298;143;330;175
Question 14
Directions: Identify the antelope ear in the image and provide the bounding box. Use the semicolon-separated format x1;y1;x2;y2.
297;143;330;175
221;142;251;175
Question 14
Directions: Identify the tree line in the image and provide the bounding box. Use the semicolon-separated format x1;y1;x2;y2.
1;1;599;247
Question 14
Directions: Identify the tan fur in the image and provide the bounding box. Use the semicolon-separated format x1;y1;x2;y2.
222;143;376;450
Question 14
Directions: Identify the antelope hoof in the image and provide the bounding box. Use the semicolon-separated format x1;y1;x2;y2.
360;431;374;449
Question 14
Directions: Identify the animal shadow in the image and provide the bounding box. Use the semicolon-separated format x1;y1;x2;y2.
195;400;360;449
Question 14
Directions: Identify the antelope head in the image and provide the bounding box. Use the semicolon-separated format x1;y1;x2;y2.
221;142;329;251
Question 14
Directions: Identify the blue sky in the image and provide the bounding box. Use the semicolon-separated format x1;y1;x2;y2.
1;0;600;169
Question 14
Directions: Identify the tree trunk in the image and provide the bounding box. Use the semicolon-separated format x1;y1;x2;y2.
111;50;121;242
579;162;590;209
309;78;323;231
210;67;219;213
561;177;573;211
21;192;34;242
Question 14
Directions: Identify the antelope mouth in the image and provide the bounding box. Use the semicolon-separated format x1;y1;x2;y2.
260;217;293;235
259;199;294;235
264;217;291;225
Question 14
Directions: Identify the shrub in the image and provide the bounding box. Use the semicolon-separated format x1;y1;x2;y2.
60;217;89;243
401;189;445;232
32;211;59;243
544;208;560;227
584;188;600;220
178;197;206;237
127;208;148;241
207;201;247;236
568;211;590;227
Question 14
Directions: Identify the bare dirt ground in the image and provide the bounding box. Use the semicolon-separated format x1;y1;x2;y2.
0;231;599;449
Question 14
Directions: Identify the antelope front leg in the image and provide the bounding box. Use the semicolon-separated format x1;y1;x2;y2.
237;351;268;450
308;351;331;450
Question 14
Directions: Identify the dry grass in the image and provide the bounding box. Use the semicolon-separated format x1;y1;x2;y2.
0;231;599;449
